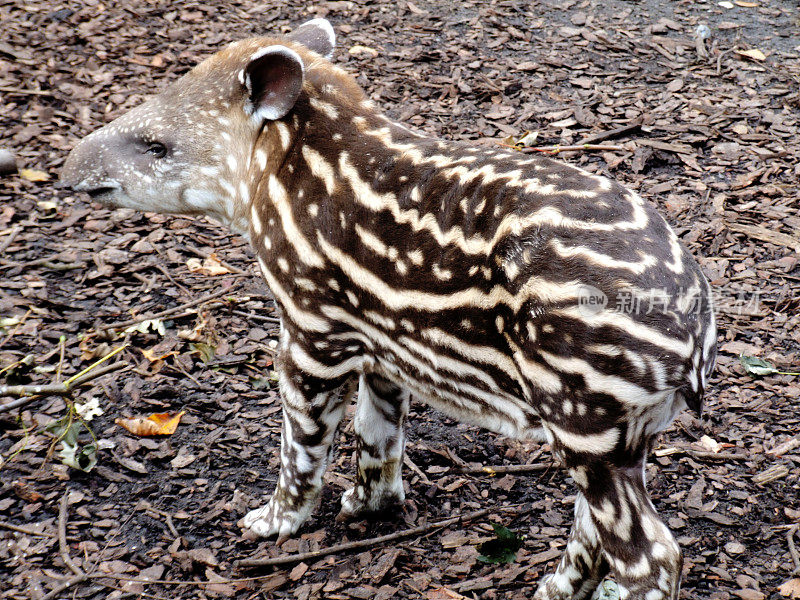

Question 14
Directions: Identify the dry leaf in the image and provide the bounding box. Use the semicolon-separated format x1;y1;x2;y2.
185;257;204;272
734;1;759;6
699;435;721;453
779;578;800;599
666;78;684;92
141;347;178;362
736;48;767;61
170;446;196;468
115;411;186;436
406;1;426;14
348;45;379;57
732;123;748;135
186;253;230;275
204;567;236;595
125;318;167;336
19;168;50;181
516;61;538;71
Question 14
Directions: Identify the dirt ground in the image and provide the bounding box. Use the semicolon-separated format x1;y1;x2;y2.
1;1;799;599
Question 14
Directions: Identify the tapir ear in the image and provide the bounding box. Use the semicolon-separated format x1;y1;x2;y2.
243;45;305;121
288;18;336;59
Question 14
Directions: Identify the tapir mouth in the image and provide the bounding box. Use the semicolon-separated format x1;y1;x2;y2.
85;186;118;200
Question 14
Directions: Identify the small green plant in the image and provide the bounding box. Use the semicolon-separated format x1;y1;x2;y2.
46;396;102;472
477;523;523;564
740;355;800;378
1;343;124;473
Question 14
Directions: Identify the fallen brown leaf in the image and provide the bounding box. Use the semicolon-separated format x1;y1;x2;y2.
115;411;186;436
19;168;49;181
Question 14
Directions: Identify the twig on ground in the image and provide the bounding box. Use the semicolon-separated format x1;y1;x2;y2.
454;463;551;475
58;492;84;577
0;225;22;254
788;523;800;575
0;520;56;537
0;361;127;413
230;309;281;324
40;492;89;600
143;505;180;538
0;254;78;270
40;572;88;600
85;571;267;586
727;222;800;254
716;48;735;76
686;450;749;462
404;454;433;485
0;86;54;96
0;308;31;349
100;286;236;332
654;447;750;462
518;144;627;154
91;580;174;600
577;119;643;145
237;506;506;568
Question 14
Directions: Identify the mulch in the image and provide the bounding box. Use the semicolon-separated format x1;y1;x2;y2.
1;1;799;599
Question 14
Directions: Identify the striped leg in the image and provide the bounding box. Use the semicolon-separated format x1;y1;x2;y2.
339;374;410;519
243;355;355;541
534;493;608;600
538;454;682;600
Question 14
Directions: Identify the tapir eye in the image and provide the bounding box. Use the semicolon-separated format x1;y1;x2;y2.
145;142;168;159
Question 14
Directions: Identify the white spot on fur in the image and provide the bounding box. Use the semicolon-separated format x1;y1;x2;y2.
256;149;267;171
310;96;339;120
275;122;291;150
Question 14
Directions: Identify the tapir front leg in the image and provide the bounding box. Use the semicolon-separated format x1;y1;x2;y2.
243;348;355;541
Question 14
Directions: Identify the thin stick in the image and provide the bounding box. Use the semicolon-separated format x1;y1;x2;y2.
0;361;127;400
788;523;800;575
92;579;174;600
144;506;180;538
64;344;127;386
716;48;735;76
577;119;643;145
655;448;750;462
0;308;31;349
236;506;496;568
455;463;551;475
0;362;127;413
58;492;85;577
518;144;627;154
40;573;88;600
101;286;235;331
0;86;54;96
0;520;56;537
86;571;280;586
0;225;22;254
404;454;432;485
230;309;281;324
80;507;521;586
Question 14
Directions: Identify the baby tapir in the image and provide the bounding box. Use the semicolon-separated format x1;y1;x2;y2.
61;18;716;600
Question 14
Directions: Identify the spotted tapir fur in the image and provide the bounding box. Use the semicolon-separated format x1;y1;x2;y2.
61;18;717;600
